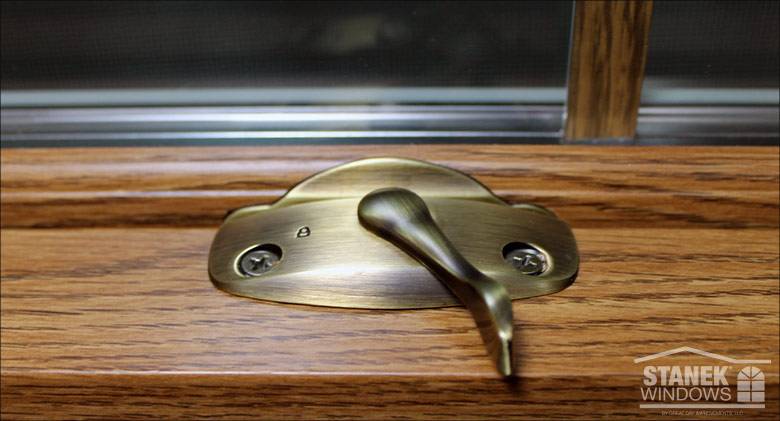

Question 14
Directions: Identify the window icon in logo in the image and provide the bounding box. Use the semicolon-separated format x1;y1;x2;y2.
737;366;765;403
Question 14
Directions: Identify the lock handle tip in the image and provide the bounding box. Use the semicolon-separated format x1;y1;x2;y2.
358;188;515;376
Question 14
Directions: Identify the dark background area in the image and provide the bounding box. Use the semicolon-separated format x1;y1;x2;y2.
644;0;779;89
0;1;573;89
1;1;778;91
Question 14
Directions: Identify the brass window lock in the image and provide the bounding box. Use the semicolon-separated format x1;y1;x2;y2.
208;158;579;376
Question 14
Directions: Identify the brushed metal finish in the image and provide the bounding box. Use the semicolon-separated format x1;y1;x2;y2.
358;188;514;375
208;158;579;309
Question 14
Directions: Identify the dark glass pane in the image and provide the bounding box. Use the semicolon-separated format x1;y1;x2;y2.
1;1;573;90
642;1;779;98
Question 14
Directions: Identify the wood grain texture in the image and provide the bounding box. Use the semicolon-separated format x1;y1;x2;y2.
2;227;778;420
2;145;778;229
564;1;653;139
2;145;778;419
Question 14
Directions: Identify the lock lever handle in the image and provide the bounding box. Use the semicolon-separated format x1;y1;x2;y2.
358;188;514;376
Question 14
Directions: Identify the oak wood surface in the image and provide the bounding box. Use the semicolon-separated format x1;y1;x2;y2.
1;227;778;420
564;1;653;139
1;145;779;420
2;145;778;229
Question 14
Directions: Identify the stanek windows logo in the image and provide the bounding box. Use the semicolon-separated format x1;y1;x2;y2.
634;347;771;410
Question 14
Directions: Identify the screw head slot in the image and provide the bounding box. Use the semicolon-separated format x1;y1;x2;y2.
238;244;282;277
503;243;548;275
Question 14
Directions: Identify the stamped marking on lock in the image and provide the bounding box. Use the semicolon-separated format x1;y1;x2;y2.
296;227;311;238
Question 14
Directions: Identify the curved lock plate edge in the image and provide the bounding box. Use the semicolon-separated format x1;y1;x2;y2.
224;157;510;223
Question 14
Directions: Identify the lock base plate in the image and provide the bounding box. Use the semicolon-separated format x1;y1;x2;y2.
208;158;578;309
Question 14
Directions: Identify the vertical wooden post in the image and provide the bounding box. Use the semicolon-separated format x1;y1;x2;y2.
564;1;653;140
